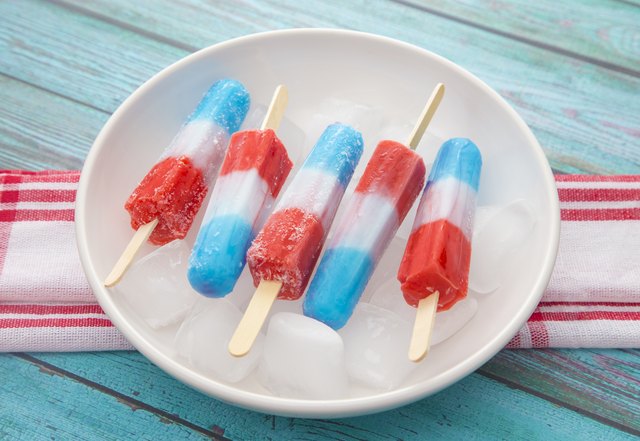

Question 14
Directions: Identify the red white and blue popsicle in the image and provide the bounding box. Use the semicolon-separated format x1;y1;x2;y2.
105;79;250;287
187;86;293;297
400;137;482;361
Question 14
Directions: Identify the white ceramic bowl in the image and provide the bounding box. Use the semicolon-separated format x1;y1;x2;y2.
76;29;560;418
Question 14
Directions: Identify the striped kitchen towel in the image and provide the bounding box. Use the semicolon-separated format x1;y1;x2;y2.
508;175;640;348
0;170;638;351
0;171;132;351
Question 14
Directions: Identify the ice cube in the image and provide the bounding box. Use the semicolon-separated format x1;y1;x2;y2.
431;297;478;346
258;312;349;399
362;237;407;303
117;240;200;329
268;297;303;316
241;102;306;172
277;115;307;171
340;303;417;390
240;104;266;130
174;298;263;383
368;274;416;323
469;200;537;294
305;98;385;151
375;122;414;147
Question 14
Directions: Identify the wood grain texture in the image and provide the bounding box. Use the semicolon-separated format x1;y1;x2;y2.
50;0;640;174
0;354;215;440
0;75;105;170
397;0;640;73
0;0;184;113
481;349;640;433
25;351;640;439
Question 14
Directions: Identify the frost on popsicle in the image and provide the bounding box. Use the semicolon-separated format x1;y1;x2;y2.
125;155;208;246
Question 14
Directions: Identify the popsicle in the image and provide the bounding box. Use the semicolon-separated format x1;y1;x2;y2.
399;137;482;361
303;84;444;330
228;123;364;356
104;79;250;287
187;86;293;297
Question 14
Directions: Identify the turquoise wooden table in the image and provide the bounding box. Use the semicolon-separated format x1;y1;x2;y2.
1;1;639;439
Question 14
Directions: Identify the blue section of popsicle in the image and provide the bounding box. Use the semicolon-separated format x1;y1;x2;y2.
188;214;254;297
302;123;364;187
303;248;374;329
427;138;482;191
187;79;251;134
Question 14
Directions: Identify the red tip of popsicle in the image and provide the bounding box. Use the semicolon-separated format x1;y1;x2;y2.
247;207;324;300
398;219;471;311
220;129;293;197
125;155;207;245
355;140;426;220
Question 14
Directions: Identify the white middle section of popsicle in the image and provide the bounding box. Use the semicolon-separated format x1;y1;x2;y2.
275;168;344;231
329;194;400;263
412;176;477;239
201;169;273;228
163;120;230;181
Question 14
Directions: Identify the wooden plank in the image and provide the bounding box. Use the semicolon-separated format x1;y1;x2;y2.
66;0;640;77
0;75;106;170
14;0;636;176
25;350;639;439
397;0;640;73
0;354;218;440
480;349;640;432
0;0;185;114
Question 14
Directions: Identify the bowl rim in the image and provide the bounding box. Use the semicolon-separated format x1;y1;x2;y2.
76;28;561;418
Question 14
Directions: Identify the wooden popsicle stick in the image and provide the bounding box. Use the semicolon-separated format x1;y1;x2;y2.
404;83;445;360
409;291;440;362
406;83;445;150
229;279;282;357
104;218;158;287
260;85;288;131
228;85;291;357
